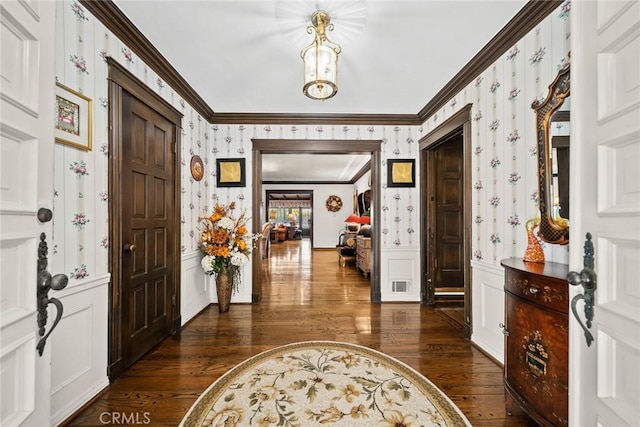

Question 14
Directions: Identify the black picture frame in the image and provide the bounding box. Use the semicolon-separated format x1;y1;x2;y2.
216;158;246;187
387;159;415;187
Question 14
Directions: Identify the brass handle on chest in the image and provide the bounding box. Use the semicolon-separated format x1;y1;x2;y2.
529;286;539;294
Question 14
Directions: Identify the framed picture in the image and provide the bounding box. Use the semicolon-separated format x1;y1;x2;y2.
54;83;92;151
387;159;415;187
216;158;246;187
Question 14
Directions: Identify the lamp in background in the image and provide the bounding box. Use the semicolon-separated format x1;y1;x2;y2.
301;10;341;100
287;211;297;226
344;214;360;232
345;214;360;223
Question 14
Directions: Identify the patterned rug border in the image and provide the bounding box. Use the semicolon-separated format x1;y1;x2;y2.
181;340;470;426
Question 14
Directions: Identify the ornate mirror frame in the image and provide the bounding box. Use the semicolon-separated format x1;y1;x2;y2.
532;64;570;245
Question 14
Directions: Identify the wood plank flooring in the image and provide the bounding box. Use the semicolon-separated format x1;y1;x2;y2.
62;238;536;426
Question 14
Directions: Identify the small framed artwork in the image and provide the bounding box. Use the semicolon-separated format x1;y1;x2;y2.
216;158;246;187
54;83;92;151
387;159;415;187
190;155;204;181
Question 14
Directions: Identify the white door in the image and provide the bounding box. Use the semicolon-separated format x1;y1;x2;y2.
570;1;640;426
0;1;56;425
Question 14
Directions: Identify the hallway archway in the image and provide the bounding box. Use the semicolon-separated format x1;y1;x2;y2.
251;139;382;303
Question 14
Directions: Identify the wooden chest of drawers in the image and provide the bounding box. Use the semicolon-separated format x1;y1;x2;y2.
500;258;569;427
356;236;371;278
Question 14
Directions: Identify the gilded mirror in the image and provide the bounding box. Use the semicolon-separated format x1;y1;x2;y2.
532;64;570;245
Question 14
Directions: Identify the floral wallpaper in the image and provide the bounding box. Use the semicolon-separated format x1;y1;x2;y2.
422;0;571;266
210;124;421;250
53;1;423;285
53;0;210;281
53;0;570;285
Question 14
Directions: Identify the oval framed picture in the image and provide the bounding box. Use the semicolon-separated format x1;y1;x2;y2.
190;155;204;181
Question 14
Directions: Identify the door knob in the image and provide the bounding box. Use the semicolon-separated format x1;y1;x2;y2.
37;207;53;223
123;243;137;253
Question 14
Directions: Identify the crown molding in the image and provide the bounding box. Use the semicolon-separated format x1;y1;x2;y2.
252;139;382;154
263;180;353;185
416;0;563;123
211;113;420;126
78;0;215;122
80;0;559;126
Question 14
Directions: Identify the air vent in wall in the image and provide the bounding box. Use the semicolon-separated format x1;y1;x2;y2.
392;280;410;293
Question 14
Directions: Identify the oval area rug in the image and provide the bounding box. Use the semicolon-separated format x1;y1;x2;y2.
180;341;471;426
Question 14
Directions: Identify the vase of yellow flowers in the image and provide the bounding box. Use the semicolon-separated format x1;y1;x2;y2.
200;202;258;313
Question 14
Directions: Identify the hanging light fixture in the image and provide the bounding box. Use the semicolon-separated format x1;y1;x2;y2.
301;10;341;100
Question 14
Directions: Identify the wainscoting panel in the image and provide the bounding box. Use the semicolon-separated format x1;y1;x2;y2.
380;248;420;302
181;251;209;325
471;261;505;362
0;332;36;426
49;274;109;426
0;2;40;117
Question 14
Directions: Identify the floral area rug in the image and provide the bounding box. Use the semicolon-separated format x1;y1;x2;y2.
180;341;471;427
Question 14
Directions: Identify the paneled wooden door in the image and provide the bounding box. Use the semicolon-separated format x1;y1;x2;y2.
570;1;640;425
120;91;176;368
0;1;56;425
429;133;465;296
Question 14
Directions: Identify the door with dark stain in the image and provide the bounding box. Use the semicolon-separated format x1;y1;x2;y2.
432;133;464;295
121;92;175;368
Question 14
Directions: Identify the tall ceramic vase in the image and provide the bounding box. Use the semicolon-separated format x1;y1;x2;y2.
216;265;232;313
523;216;545;263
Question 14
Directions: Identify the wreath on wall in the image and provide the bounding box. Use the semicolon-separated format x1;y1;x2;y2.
325;195;343;212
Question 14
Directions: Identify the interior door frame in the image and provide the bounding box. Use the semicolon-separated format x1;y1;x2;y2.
106;58;182;381
419;104;472;337
265;189;314;247
252;139;382;303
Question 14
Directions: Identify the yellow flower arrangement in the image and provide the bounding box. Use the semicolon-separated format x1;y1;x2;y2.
199;202;259;293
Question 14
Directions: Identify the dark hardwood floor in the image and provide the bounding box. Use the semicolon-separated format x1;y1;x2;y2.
63;238;535;426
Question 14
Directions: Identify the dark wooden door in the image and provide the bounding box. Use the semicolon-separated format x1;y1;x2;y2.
432;133;464;293
121;92;175;368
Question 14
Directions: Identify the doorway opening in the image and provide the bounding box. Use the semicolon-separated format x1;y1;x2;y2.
266;190;314;245
420;105;472;337
252;139;382;304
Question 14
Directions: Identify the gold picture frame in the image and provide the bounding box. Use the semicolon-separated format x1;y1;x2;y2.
387;159;415;187
216;158;246;187
54;83;92;151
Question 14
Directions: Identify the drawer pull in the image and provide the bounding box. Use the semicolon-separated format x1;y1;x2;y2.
528;286;539;294
499;323;509;336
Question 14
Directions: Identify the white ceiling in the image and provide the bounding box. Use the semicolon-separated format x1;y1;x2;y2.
112;0;528;180
262;153;370;182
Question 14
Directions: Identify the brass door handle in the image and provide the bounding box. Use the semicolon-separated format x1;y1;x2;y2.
123;243;137;253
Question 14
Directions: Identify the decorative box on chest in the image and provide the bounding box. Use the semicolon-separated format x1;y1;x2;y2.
500;258;569;427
